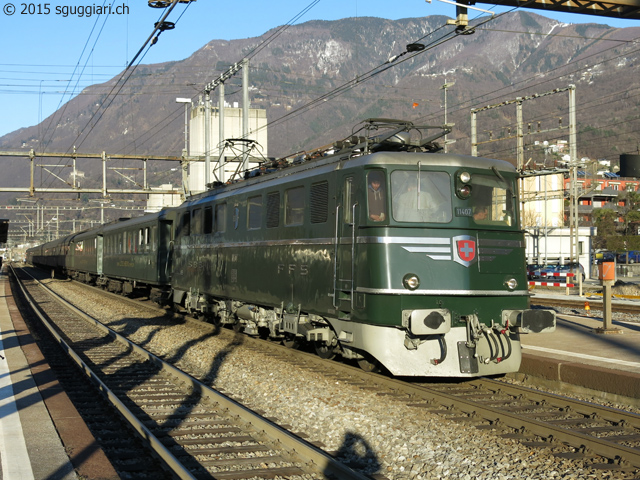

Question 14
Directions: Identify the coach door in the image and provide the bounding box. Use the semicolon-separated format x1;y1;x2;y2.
96;235;103;275
333;175;358;317
158;219;173;282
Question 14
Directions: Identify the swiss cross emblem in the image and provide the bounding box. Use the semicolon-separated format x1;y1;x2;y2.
453;235;477;267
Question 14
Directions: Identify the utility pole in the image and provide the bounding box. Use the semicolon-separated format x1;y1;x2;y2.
204;89;211;187
218;82;225;183
202;60;247;185
441;81;455;153
242;58;250;172
569;84;581;291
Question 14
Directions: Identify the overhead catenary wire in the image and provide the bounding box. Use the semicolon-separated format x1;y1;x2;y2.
33;0;194;195
39;4;640;168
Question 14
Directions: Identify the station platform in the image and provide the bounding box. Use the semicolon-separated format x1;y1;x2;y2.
519;291;640;404
0;266;117;480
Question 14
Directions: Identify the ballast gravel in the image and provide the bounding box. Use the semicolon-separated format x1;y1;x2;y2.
45;279;637;480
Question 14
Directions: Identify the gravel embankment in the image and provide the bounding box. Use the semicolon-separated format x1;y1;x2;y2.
45;279;637;480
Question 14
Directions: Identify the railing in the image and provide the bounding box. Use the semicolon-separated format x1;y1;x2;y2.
529;272;575;295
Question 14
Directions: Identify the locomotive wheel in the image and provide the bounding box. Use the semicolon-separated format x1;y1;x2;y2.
282;335;300;349
357;356;381;373
314;341;335;360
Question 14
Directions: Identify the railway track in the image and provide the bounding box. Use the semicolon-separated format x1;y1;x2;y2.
405;379;640;473
13;264;640;477
10;264;374;480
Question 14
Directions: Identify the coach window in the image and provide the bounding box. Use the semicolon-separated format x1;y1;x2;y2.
285;186;305;226
248;196;262;230
204;206;213;234
151;226;157;252
215;204;226;233
192;208;202;235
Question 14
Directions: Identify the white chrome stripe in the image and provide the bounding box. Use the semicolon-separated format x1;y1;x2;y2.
356;287;528;296
357;236;451;245
177;236;457;249
402;246;452;253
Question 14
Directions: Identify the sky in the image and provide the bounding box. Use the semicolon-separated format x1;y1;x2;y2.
0;0;637;139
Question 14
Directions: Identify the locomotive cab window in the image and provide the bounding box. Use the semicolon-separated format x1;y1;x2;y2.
367;171;387;222
471;174;516;226
285;186;304;226
391;170;452;223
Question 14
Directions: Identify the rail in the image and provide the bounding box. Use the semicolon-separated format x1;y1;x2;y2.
10;264;373;480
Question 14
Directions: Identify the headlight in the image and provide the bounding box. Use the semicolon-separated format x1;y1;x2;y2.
505;278;518;290
459;171;471;183
457;185;472;198
403;274;420;290
455;170;472;199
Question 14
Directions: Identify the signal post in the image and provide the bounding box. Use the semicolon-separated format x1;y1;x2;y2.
595;261;622;335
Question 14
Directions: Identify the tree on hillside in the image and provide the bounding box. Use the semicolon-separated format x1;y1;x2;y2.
620;191;640;235
592;208;617;250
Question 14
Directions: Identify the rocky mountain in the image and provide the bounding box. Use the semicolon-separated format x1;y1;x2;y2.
1;11;639;204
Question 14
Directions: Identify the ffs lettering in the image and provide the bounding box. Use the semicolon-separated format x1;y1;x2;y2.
277;264;309;276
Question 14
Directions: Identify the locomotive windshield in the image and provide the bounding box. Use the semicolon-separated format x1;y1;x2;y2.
469;172;516;227
391;170;452;223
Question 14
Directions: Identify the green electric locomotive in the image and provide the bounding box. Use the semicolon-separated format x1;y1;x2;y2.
170;119;555;377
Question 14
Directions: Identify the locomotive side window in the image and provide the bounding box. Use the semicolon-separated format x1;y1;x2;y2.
182;212;191;236
310;181;329;224
391;170;452;223
266;192;280;228
192;208;202;235
367;171;387;222
193;209;202;234
285;186;304;226
215;204;226;233
248;196;263;230
204;206;213;234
